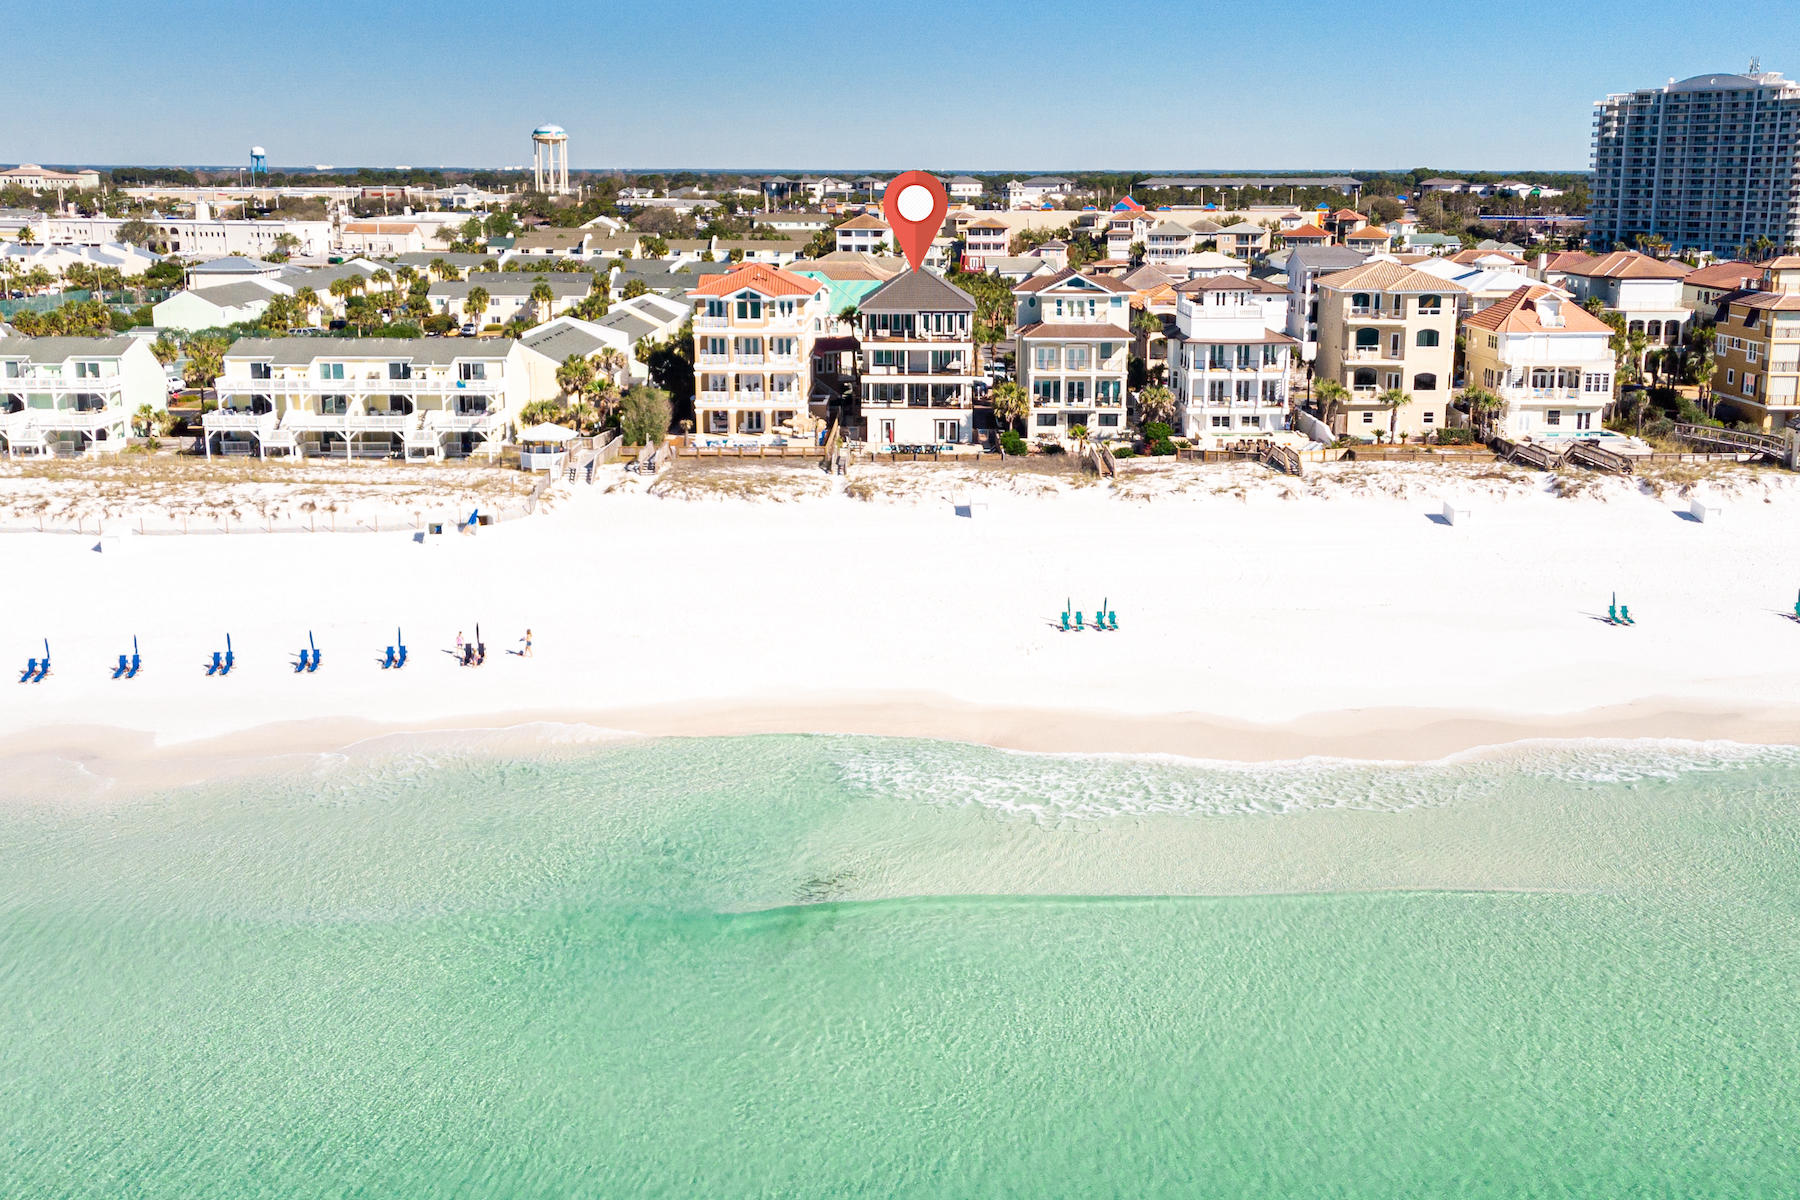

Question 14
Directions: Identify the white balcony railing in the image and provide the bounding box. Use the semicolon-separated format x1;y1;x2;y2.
217;375;502;396
0;375;124;395
202;410;278;433
698;389;729;403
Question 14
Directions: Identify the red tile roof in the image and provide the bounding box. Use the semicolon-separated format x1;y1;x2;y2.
688;262;824;299
1562;251;1690;280
1682;260;1763;290
1463;285;1612;333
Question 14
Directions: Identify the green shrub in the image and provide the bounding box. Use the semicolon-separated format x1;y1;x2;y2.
1039;441;1065;455
999;431;1027;456
1149;437;1176;456
1111;444;1136;458
1143;421;1173;442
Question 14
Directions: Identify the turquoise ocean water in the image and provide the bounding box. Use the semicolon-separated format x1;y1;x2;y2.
2;733;1798;1197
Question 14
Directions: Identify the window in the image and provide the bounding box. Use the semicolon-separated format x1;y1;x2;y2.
1416;329;1440;347
1418;294;1442;314
734;293;762;320
459;362;486;381
1421;409;1435;424
1034;346;1059;370
1584;373;1609;393
1066;380;1088;405
319;394;348;416
1065;346;1090;370
1097;413;1119;427
1361;410;1374;423
250;362;272;380
1355;328;1379;349
1726;368;1737;386
1576;412;1593;430
319;362;345;380
1546;409;1561;426
1033;379;1061;403
1352;292;1372;310
1354;368;1376;388
1035;412;1057;427
1211;415;1231;428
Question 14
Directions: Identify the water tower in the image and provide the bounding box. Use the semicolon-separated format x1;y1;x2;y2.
531;125;569;195
250;145;268;182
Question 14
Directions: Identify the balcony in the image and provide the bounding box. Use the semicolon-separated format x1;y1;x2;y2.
424;409;503;434
864;360;973;377
219;375;501;396
1345;347;1395;362
694;314;729;330
695;353;728;367
202;409;278;434
0;374;123;395
698;389;729;403
736;354;765;366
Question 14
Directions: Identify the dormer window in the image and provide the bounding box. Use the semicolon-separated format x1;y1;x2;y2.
1537;298;1563;328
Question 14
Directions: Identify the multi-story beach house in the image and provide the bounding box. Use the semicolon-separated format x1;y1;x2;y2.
1462;286;1615;440
961;216;1011;269
202;338;556;461
856;269;979;448
1012;268;1134;443
1553;251;1692;350
1710;257;1800;429
1313;261;1462;438
1164;275;1296;442
689;263;831;443
1283;245;1369;362
834;215;891;255
0;335;167;457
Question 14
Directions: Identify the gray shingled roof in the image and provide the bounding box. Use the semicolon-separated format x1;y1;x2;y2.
521;326;609;361
191;255;278;273
184;281;282;307
223;337;516;364
859;269;977;313
0;335;141;361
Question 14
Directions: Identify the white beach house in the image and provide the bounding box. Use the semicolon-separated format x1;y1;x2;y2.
0;335;168;457
1165;275;1296;442
203;338;556;461
1012;268;1134;444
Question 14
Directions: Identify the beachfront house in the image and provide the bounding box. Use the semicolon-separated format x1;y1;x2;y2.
1165;275;1296;443
1462;286;1615;439
1553;251;1692;351
1710;257;1800;430
1012;268;1134;444
1313;260;1462;439
0;335;168;457
202;337;556;461
689;263;830;444
857;269;980;448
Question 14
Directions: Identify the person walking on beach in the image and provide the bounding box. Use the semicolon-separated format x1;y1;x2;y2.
455;630;464;657
523;628;533;658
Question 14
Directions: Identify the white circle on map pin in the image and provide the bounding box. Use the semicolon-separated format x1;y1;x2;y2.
896;184;934;222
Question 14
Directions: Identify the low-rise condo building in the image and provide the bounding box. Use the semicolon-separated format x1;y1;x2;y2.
1710;257;1800;429
0;336;167;457
1313;260;1462;438
429;273;597;328
203;338;556;461
1012;268;1134;444
1462;286;1615;440
857;269;979;447
689;263;831;444
1554;251;1692;348
1164;275;1295;442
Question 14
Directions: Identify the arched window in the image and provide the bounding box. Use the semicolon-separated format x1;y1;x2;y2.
1628;320;1644;335
1352;292;1372;310
1418;294;1443;314
1413;373;1438;391
1647;320;1662;338
1355;328;1379;349
1354;368;1377;388
1416;329;1440;347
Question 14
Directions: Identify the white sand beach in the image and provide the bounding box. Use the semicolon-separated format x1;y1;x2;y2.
4;457;1800;778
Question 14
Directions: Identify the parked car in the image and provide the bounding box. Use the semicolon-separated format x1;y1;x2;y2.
460;323;477;336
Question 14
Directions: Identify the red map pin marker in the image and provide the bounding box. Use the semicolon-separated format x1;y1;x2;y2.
883;171;947;273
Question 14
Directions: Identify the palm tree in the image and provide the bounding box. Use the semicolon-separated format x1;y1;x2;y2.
556;354;596;400
463;286;490;329
989;380;1028;434
837;304;860;329
595;347;630;389
1314;379;1350;430
529;279;555;323
292;287;319;327
370;267;393;300
1694;357;1717;417
16;225;37;245
1458;385;1505;439
428;258;458;283
1137;384;1175;426
1379;388;1412;442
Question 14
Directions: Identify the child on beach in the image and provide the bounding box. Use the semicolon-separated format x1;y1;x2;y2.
523;629;533;658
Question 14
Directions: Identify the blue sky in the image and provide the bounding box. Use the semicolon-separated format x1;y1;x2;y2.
12;0;1800;170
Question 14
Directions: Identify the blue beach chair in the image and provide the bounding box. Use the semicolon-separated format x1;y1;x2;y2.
1107;610;1119;632
221;636;235;676
32;644;49;682
127;641;141;679
20;657;38;683
210;651;225;676
1073;611;1085;632
382;646;396;670
395;642;408;669
1620;604;1634;626
113;654;129;680
305;633;320;673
